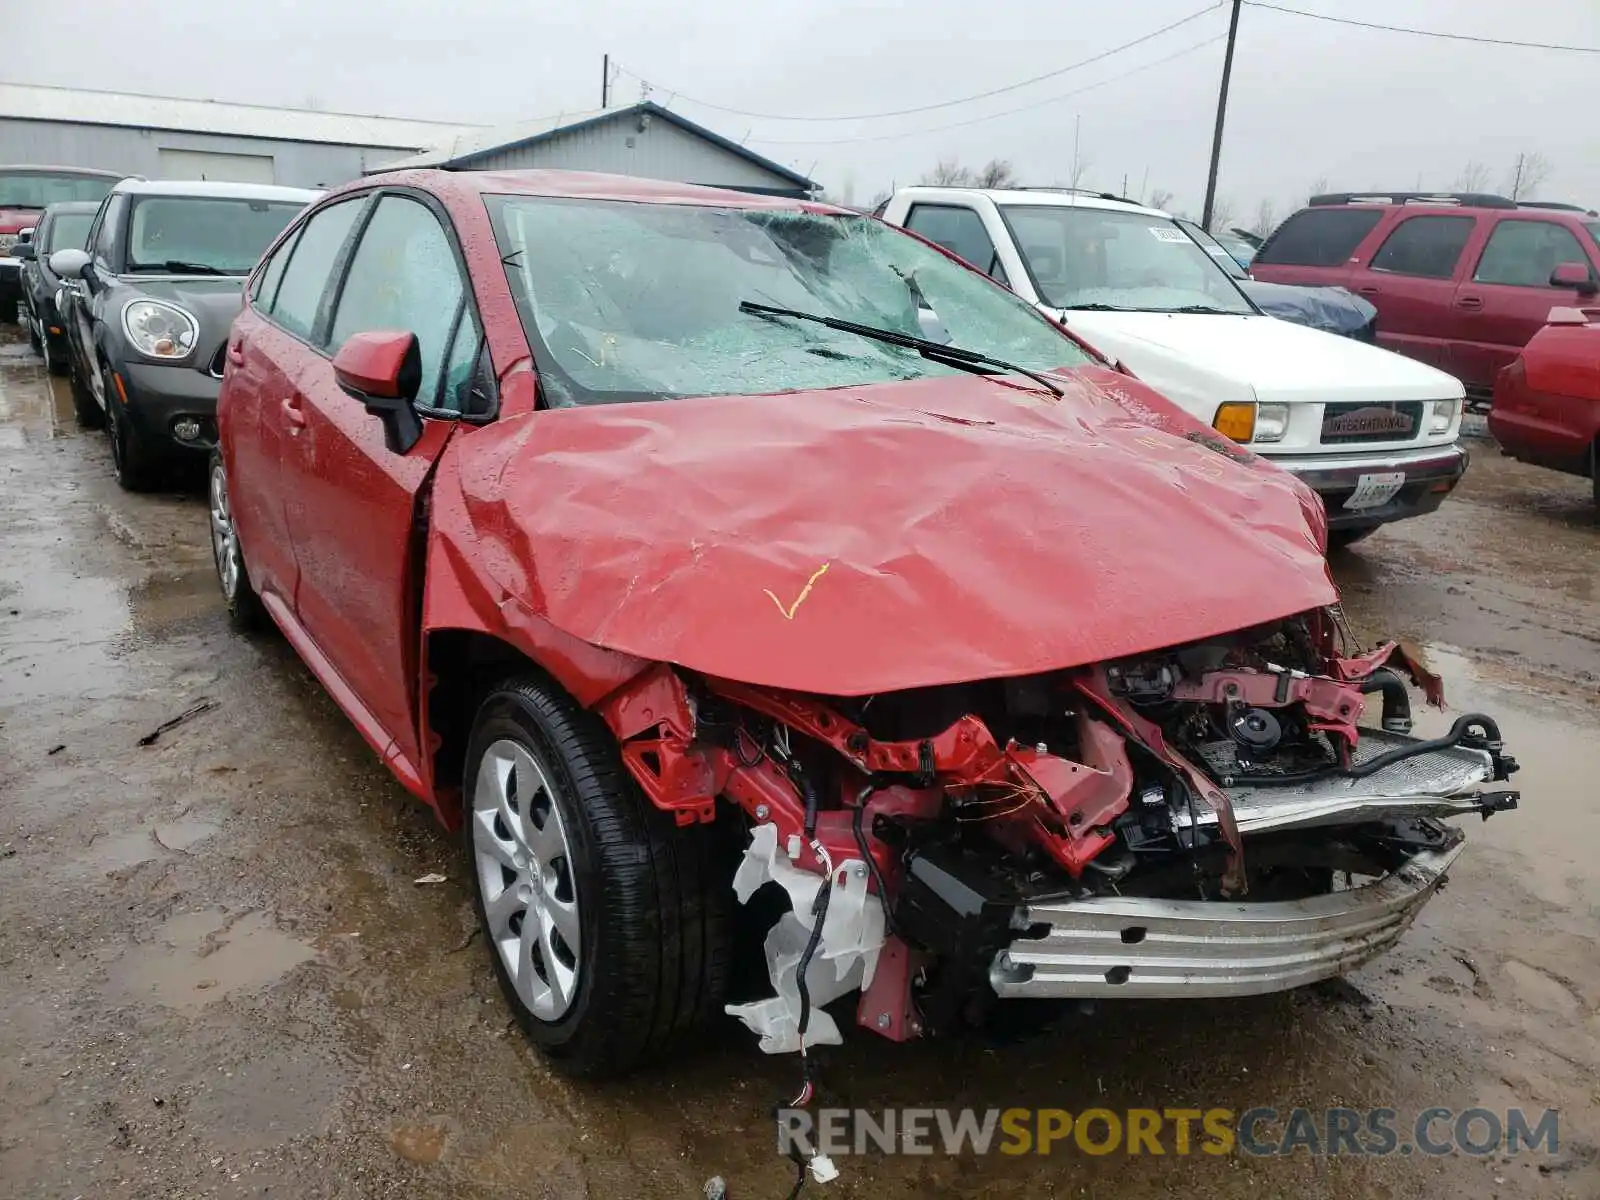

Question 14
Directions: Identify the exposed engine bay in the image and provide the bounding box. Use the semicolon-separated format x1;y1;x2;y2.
597;606;1520;1056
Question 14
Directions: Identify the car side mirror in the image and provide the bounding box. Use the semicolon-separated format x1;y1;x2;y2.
333;330;424;454
1549;261;1598;296
17;226;34;244
15;241;34;261
49;248;90;279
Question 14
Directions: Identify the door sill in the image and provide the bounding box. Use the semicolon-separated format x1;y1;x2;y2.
258;590;429;800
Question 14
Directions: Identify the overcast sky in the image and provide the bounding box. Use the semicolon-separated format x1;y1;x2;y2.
10;0;1599;222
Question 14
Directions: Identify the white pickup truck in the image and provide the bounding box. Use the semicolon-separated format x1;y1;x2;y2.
878;187;1469;547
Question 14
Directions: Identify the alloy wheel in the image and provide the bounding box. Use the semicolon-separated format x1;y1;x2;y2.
209;461;239;599
470;739;582;1022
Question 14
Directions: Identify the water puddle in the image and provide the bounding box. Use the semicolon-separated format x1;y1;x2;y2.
111;908;314;1010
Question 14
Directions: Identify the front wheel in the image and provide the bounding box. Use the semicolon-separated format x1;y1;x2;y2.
464;676;732;1077
68;360;103;428
105;369;159;492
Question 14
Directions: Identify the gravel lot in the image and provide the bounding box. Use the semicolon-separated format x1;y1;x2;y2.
2;331;1597;1199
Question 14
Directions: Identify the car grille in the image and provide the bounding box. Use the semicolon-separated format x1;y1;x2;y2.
1320;401;1422;444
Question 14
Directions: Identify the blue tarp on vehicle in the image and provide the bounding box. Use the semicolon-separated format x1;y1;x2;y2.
1239;279;1378;341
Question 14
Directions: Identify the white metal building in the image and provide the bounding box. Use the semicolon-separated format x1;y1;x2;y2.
377;101;819;197
0;83;478;188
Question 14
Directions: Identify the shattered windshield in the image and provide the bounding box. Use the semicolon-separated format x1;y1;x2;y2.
485;195;1093;406
1000;205;1254;315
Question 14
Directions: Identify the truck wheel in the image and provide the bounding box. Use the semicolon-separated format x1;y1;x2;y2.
1327;525;1379;551
105;369;159;492
464;676;732;1077
68;363;103;429
209;451;267;632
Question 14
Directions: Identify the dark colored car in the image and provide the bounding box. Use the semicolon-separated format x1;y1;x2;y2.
50;178;316;487
1251;192;1600;408
1489;304;1600;508
211;169;1517;1081
17;201;99;377
0;166;123;323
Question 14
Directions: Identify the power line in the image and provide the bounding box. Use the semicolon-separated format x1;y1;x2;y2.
744;35;1226;147
617;3;1223;123
1243;2;1600;53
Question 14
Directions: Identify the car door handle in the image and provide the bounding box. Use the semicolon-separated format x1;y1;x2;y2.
281;396;307;430
1357;285;1380;296
1455;295;1484;311
227;340;245;366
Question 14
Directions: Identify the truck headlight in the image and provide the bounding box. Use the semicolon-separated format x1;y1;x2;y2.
122;299;199;360
1429;398;1460;435
1254;402;1290;443
1213;401;1256;443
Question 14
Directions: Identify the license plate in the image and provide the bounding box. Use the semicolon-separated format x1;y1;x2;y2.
1343;471;1405;511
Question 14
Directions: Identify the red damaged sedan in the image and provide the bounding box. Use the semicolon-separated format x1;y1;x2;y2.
213;170;1520;1077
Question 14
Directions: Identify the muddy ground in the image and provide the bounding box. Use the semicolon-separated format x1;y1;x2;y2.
1;330;1597;1200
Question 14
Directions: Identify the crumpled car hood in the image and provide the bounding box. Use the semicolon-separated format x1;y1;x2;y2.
451;369;1336;696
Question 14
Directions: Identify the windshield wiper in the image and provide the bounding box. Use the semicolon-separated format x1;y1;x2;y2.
1159;304;1237;315
739;300;1063;398
1062;303;1134;312
130;260;229;276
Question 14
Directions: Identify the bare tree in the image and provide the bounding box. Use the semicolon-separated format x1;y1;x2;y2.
921;158;976;186
973;159;1017;189
1504;151;1553;200
1205;197;1236;234
1147;188;1176;212
1250;199;1277;239
1452;160;1492;192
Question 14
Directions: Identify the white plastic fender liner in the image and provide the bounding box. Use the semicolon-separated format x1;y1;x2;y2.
725;822;886;1053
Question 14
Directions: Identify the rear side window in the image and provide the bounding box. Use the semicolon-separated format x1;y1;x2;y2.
1255;208;1383;267
905;204;1007;282
1473;220;1590;287
250;226;299;312
1368;216;1475;279
270;198;364;340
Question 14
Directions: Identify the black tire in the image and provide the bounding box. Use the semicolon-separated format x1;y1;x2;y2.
105;367;160;492
1327;524;1379;551
208;450;267;632
27;314;41;355
463;676;732;1078
68;361;103;429
0;296;17;326
45;336;70;378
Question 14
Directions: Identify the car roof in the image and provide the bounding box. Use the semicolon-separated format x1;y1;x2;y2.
0;163;127;178
111;178;322;203
891;185;1171;218
355;167;844;213
42;200;102;215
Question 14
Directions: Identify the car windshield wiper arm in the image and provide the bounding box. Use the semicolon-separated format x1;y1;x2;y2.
1061;303;1134;311
739;300;1063;397
1161;304;1237;314
131;260;228;276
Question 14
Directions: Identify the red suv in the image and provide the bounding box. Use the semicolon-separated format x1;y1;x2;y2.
1252;192;1600;407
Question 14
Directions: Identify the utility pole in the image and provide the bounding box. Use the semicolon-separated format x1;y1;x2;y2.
1510;153;1525;200
1201;0;1242;230
601;53;610;108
